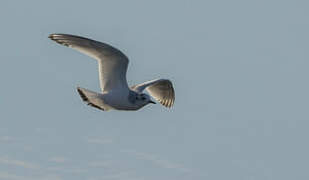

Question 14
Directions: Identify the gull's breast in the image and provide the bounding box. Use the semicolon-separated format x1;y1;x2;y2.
103;90;140;111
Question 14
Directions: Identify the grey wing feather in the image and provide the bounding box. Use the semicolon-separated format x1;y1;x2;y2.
131;79;175;108
77;87;106;111
77;88;105;111
49;34;129;92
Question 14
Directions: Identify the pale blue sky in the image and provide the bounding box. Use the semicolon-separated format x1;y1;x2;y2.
0;0;309;179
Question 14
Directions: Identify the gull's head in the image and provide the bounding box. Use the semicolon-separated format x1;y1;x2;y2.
136;93;156;106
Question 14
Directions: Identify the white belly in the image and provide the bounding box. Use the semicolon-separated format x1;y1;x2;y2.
102;90;140;111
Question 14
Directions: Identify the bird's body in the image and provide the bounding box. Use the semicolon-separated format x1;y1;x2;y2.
49;34;175;111
77;87;134;111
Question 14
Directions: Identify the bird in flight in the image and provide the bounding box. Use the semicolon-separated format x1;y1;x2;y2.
49;34;175;111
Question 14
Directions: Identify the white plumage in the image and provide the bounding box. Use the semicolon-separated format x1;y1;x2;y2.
49;34;175;111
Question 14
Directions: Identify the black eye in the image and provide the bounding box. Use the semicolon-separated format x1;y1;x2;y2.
141;97;146;100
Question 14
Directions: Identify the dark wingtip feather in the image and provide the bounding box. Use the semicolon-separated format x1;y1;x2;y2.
48;34;71;47
48;33;59;40
77;88;89;102
76;87;105;111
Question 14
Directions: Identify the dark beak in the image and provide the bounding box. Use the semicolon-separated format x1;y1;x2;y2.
149;100;156;104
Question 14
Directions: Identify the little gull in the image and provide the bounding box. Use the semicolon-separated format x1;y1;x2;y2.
49;34;175;111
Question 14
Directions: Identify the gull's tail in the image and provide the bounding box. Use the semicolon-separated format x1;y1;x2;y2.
77;87;105;111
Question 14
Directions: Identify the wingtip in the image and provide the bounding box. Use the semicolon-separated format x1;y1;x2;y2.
48;33;71;47
48;34;55;39
48;33;62;39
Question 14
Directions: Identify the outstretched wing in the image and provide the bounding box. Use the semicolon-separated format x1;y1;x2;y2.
49;34;129;92
131;79;175;108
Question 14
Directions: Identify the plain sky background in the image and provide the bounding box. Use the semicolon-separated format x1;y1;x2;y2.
0;0;308;180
